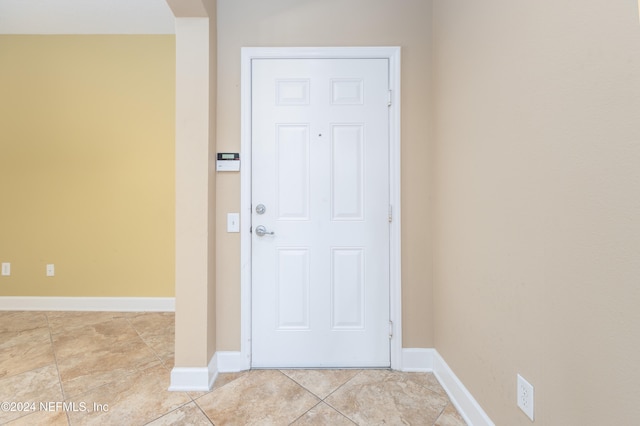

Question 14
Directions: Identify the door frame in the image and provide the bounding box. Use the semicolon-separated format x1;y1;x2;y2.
239;46;402;370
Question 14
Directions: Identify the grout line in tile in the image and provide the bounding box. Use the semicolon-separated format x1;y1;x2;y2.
141;400;203;426
279;368;366;402
0;363;55;384
335;408;359;426
278;369;363;425
2;313;466;426
272;368;321;399
3;409;32;425
277;369;323;400
66;359;167;403
320;369;363;402
43;312;71;426
287;400;324;425
192;398;216;425
50;314;161;401
125;315;167;367
235;370;324;424
192;370;250;402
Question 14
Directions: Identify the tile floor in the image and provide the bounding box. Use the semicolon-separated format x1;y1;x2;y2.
0;311;466;425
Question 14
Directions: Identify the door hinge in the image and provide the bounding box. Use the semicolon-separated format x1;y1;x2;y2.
388;205;393;223
389;320;394;339
387;90;392;107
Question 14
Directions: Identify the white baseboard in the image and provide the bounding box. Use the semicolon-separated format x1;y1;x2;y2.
169;351;250;392
401;348;436;372
0;296;175;312
169;352;247;392
169;346;491;426
216;351;249;372
433;351;495;426
169;353;218;392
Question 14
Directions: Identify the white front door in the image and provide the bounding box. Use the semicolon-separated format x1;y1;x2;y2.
251;58;390;368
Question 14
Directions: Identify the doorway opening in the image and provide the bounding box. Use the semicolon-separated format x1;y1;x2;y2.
239;47;402;370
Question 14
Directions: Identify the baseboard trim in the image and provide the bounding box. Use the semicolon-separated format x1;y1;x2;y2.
176;345;491;426
0;296;175;312
169;352;247;392
401;348;435;372
169;353;218;392
433;351;495;426
217;351;249;373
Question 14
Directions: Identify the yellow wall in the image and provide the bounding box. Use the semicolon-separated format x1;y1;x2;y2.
0;35;176;297
215;0;434;350
433;1;640;424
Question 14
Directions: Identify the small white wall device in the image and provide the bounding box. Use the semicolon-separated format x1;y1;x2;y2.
217;153;240;172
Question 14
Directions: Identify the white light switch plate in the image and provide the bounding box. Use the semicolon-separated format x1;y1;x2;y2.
1;263;10;276
46;264;55;277
227;213;240;233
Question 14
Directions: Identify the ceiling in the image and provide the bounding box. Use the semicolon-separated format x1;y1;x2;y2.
0;0;175;34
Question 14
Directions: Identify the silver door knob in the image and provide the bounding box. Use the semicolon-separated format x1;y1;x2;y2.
255;225;275;237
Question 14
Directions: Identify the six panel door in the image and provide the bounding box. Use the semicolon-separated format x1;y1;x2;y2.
251;58;390;368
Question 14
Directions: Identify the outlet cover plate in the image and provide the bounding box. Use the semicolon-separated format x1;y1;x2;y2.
1;263;10;276
227;213;240;233
517;373;534;421
46;264;55;277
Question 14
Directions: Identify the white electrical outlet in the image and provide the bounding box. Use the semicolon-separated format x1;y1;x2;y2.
46;264;55;277
517;374;534;421
1;263;10;276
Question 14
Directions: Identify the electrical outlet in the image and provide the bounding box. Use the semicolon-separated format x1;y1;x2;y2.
517;374;534;421
1;263;10;276
46;264;55;277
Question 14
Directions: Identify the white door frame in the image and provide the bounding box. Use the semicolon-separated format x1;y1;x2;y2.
239;46;402;370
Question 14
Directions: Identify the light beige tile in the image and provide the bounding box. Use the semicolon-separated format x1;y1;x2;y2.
389;371;448;396
0;310;464;426
187;371;249;399
128;313;175;366
66;364;191;426
57;336;161;398
0;311;48;334
0;327;54;379
138;332;174;364
196;370;319;426
212;371;250;391
128;312;174;337
435;403;468;426
146;401;212;426
46;312;131;335
281;369;361;399
51;318;140;359
159;353;175;370
292;402;356;425
0;364;64;424
6;409;68;426
325;369;450;425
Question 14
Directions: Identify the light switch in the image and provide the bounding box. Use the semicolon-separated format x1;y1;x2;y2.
227;213;240;233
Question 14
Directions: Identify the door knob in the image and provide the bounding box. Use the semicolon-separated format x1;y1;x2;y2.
255;225;275;237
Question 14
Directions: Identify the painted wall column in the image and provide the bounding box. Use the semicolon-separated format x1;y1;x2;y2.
168;0;217;391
